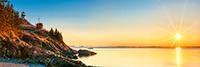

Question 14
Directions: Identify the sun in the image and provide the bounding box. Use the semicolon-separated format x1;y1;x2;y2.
175;33;182;39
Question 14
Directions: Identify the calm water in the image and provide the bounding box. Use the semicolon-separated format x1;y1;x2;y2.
73;47;200;67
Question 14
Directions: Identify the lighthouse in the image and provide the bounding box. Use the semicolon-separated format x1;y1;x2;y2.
21;12;26;19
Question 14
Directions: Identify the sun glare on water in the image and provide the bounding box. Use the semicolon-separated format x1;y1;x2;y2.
176;47;181;66
176;47;181;52
175;34;182;39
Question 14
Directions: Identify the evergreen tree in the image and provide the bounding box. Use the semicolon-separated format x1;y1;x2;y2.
49;28;54;35
48;28;63;42
55;28;58;36
0;1;22;36
57;32;63;42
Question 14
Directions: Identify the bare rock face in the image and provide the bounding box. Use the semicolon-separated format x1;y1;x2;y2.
21;31;77;56
0;31;86;67
0;31;44;58
21;32;42;47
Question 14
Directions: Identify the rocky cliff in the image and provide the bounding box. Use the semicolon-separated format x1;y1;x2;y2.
0;20;86;66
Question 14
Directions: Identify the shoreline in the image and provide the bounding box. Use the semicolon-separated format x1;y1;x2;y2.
0;58;46;67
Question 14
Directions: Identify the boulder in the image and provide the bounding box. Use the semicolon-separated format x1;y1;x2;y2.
78;49;97;57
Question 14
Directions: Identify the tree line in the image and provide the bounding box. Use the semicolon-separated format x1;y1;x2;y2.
0;0;64;42
49;28;63;43
0;0;22;33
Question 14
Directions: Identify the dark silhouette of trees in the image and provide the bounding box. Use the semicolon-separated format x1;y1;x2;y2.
49;28;63;43
49;28;54;35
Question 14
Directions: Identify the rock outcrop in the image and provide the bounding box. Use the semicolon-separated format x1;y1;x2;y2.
0;20;86;66
78;49;97;57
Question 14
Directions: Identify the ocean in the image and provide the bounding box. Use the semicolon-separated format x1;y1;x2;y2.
73;47;200;67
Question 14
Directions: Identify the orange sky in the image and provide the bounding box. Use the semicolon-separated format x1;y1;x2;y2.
12;0;200;47
59;0;200;47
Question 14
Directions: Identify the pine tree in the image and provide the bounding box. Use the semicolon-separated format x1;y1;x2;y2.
0;1;22;34
48;28;63;42
55;28;58;36
50;28;54;35
58;32;63;42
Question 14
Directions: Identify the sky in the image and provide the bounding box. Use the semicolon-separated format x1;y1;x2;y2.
10;0;200;47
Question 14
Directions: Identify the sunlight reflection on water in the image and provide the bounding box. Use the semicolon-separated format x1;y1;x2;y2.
73;47;200;67
176;47;181;67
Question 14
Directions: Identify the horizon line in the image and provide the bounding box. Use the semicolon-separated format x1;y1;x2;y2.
71;46;200;48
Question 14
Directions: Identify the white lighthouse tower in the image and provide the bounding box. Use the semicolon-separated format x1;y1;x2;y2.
21;12;26;19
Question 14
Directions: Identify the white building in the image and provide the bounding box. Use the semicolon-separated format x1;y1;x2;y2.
21;12;26;19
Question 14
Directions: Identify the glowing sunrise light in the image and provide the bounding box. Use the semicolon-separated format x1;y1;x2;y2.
175;34;182;39
176;47;181;66
176;47;181;52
